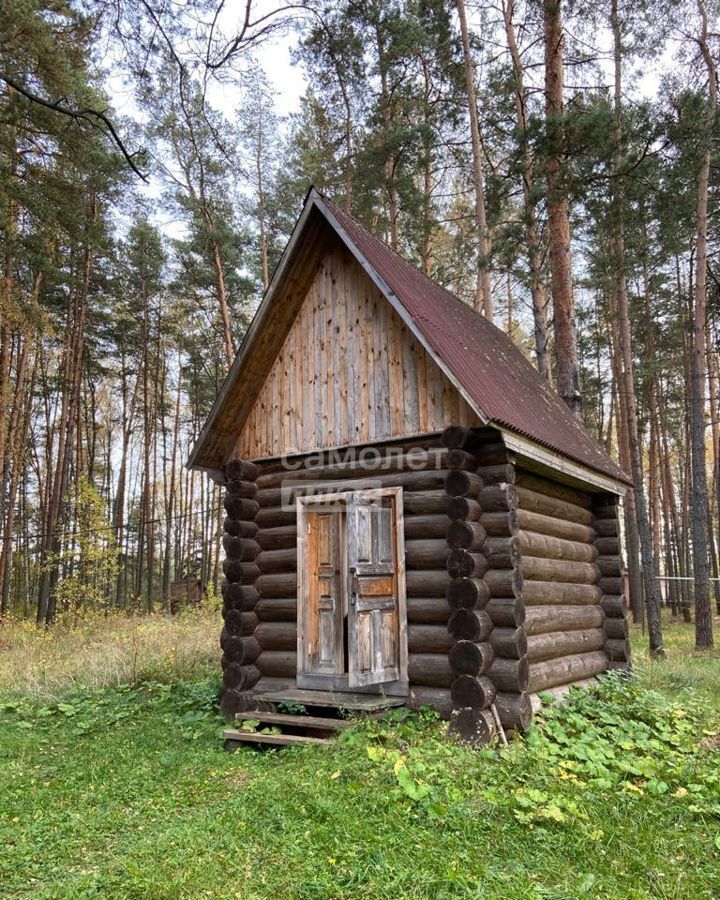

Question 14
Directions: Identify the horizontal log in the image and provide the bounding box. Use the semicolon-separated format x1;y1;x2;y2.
408;624;454;654
524;605;604;636
256;469;451;507
446;520;487;551
526;628;606;663
519;531;597;564
447;448;479;471
407;686;452;719
516;508;595;543
480;511;519;537
256;548;296;574
596;555;622;577
599;576;622;594
604;617;628;639
256;525;297;551
447;496;481;522
252;675;296;695
256;573;297;598
255;597;297;622
605;638;631;661
494;692;533;731
486;597;526;627
475;442;510;466
256;651;297;678
450;674;497;709
445;470;484;498
522;581;601;606
226;458;260;481
255;448;449;488
490;627;528;659
222;635;261;665
223;496;260;521
222;663;261;692
601;595;627;618
224;518;259;539
593;519;619;537
406;539;449;570
528;650;608;693
403;515;450;539
515;470;592;508
442;425;497;451
222;610;259;636
221;582;259;612
406;570;449;598
225;479;258;499
255;621;296;651
448;609;493;642
475;463;515;486
593;503;618;519
222;560;260;585
408;653;454;688
449;640;494;676
484;536;520;569
404;491;450;515
521;557;599;585
516;487;593;526
407;596;451;624
446;577;490;610
485;568;523;598
220;688;260;722
488;656;529;692
255;507;295;528
595;536;621;556
449;707;496;745
478;484;517;513
447;549;488;579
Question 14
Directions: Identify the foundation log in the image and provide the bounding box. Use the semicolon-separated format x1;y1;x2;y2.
449;707;496;745
494;692;533;731
527;650;608;693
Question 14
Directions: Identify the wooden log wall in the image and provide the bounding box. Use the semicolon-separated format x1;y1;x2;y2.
219;458;262;722
443;427;503;744
223;436;469;718
513;468;611;699
591;494;632;669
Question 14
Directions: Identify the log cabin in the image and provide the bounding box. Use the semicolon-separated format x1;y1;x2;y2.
188;188;632;745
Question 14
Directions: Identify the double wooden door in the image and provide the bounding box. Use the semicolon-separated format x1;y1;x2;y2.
297;488;407;692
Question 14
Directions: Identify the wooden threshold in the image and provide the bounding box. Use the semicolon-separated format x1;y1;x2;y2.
256;688;406;712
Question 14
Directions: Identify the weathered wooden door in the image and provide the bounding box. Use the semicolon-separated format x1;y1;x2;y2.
346;494;400;687
297;488;407;693
302;508;344;676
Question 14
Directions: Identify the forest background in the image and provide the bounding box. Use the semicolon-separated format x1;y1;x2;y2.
1;0;719;655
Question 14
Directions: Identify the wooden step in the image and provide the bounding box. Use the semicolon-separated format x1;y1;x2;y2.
235;710;352;731
223;728;329;748
256;688;406;712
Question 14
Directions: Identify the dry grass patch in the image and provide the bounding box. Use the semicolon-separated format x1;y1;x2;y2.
0;605;220;702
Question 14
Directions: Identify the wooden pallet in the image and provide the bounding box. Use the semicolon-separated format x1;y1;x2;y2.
224;707;353;750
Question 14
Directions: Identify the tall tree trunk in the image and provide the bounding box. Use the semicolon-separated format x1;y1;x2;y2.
455;0;493;319
544;0;580;414
690;0;715;649
610;0;664;654
502;0;551;380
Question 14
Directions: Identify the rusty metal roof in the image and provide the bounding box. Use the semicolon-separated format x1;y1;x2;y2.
189;188;629;488
320;194;629;487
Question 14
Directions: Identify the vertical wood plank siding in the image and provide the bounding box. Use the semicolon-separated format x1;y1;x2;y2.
234;244;479;460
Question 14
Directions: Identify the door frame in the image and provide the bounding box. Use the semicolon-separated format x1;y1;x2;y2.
296;487;408;695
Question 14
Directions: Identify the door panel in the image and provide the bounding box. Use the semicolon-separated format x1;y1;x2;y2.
305;510;343;674
347;495;400;687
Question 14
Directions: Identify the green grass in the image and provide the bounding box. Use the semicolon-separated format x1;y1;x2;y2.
0;615;719;899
